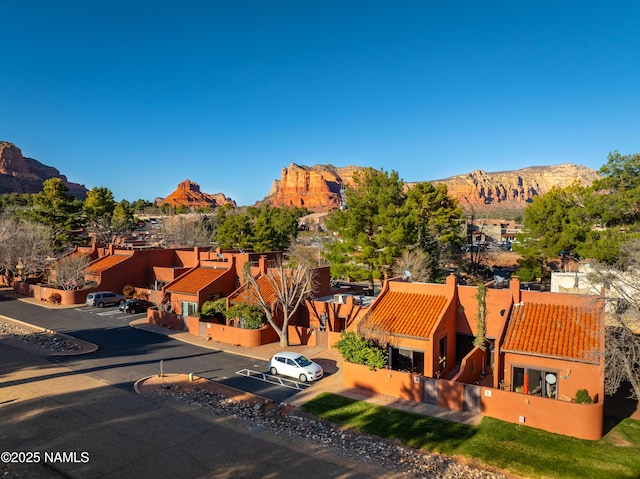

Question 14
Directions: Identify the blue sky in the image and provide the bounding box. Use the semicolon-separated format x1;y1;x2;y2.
2;1;639;206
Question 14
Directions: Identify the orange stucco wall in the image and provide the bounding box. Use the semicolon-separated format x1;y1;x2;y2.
148;309;184;330
202;322;279;347
342;362;422;402
341;361;604;439
33;284;89;305
481;387;604;440
454;347;486;383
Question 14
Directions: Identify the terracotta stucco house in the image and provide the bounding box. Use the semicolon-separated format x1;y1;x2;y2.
348;274;605;439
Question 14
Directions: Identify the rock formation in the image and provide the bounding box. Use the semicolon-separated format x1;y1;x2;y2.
158;180;236;209
265;162;600;215
0;141;87;198
429;164;600;214
265;163;360;212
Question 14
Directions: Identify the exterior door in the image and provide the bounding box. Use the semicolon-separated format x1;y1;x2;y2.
463;384;482;413
423;377;438;405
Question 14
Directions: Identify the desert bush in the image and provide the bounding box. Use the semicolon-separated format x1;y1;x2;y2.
48;292;62;304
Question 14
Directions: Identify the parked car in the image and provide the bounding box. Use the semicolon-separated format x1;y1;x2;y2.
119;299;155;314
85;291;125;308
267;352;323;382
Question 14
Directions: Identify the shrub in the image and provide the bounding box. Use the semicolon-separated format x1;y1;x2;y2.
575;389;593;404
199;298;227;323
226;302;265;330
122;284;136;298
333;331;388;370
48;292;62;304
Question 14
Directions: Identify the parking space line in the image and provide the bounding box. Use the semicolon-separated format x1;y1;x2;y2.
97;310;124;317
236;369;310;390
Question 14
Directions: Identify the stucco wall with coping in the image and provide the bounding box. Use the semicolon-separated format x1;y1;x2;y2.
343;362;422;402
481;386;603;440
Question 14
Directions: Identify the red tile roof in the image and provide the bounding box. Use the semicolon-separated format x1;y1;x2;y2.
232;275;278;305
166;267;227;294
85;255;130;274
502;302;601;363
361;291;447;338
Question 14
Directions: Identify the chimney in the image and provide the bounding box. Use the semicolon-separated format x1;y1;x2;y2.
510;276;521;304
259;255;268;274
108;244;115;256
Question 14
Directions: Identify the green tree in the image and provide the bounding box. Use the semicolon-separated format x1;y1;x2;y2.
215;204;306;252
112;200;135;232
592;151;640;227
83;186;117;245
84;186;116;218
215;207;254;250
26;178;83;248
514;183;591;287
131;198;155;213
404;182;464;281
324;168;408;289
0;193;32;213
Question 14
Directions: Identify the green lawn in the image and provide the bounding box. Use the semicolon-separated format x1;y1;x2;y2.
301;393;640;479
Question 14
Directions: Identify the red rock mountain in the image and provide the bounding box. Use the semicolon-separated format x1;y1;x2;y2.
266;163;600;215
158;180;236;209
264;163;360;212
429;163;600;214
0;141;87;198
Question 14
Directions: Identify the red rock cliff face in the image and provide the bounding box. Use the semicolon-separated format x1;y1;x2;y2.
265;163;360;212
266;162;600;215
429;164;600;213
0;142;87;198
158;180;236;209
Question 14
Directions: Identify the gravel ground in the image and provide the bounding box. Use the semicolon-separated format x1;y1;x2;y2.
0;318;83;354
151;383;510;479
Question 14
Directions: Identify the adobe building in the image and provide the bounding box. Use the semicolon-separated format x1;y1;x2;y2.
345;275;605;440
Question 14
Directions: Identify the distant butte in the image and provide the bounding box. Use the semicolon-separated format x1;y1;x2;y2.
157;179;236;209
264;163;360;212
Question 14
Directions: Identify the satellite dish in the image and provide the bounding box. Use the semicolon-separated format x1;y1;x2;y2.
402;270;412;280
545;374;557;384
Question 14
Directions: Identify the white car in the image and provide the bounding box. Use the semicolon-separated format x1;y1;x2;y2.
268;352;323;382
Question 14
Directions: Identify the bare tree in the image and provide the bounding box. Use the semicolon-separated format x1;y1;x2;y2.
285;242;327;269
242;262;314;347
391;248;433;282
50;254;92;290
587;240;640;400
159;214;214;248
0;216;54;281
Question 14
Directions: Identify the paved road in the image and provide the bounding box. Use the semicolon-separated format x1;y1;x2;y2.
0;340;400;479
0;294;306;404
0;294;403;478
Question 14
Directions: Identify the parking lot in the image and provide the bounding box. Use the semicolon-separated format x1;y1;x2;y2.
72;302;318;399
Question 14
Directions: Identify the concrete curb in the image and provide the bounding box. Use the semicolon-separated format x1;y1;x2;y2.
133;373;204;395
134;373;273;405
0;314;99;355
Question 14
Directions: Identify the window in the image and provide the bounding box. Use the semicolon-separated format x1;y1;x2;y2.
181;301;198;317
512;366;558;399
389;347;425;374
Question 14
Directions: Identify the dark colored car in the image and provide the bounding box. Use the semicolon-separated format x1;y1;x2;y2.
119;299;155;314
